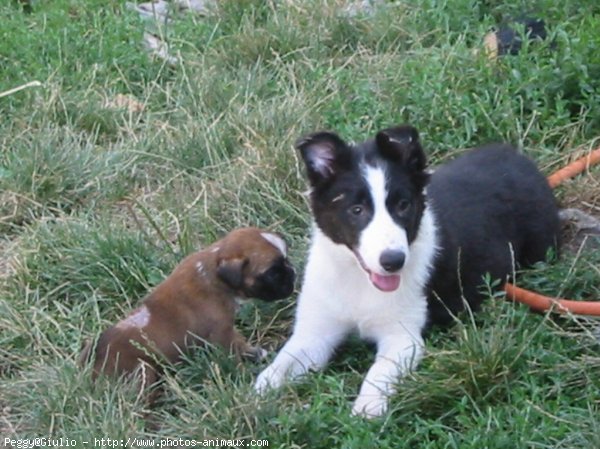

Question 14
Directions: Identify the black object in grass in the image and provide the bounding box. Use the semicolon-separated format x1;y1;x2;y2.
484;17;550;57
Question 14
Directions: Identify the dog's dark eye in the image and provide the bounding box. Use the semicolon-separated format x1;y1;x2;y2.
396;199;410;215
350;205;364;216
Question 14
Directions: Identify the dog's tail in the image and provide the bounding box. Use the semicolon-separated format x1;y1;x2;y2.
78;338;96;368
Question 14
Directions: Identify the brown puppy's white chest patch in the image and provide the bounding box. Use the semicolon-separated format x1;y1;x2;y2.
117;305;151;329
196;260;207;276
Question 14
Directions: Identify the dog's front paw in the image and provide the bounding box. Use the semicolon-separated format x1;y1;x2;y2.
254;364;285;394
351;394;388;419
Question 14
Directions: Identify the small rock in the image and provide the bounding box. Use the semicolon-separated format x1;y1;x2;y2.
126;1;170;23
104;94;145;113
173;0;213;15
143;32;178;65
559;208;600;232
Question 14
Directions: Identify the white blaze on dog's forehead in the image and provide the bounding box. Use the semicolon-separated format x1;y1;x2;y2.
261;232;287;256
390;136;411;144
331;193;345;203
357;165;409;274
117;306;150;329
210;246;220;253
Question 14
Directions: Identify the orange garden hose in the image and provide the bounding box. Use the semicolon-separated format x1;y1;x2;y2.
503;147;600;315
504;283;600;315
547;148;600;188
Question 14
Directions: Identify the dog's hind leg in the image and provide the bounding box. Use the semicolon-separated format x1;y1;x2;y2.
78;339;94;367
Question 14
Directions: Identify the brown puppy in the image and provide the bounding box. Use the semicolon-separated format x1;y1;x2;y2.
81;227;295;386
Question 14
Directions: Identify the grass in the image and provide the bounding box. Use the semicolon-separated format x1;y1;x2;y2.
1;0;600;447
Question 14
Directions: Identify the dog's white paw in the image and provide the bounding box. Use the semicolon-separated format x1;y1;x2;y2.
351;394;388;419
254;365;285;394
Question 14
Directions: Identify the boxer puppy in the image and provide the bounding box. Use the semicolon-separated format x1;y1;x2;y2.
81;227;295;387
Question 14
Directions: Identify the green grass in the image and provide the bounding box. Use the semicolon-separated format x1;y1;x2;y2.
2;0;600;447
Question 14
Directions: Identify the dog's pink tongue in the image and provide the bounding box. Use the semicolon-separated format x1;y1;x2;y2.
370;273;401;292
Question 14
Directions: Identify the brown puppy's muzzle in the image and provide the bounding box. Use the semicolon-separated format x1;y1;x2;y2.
246;258;295;301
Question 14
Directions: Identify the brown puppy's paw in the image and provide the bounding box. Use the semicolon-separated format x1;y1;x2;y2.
242;345;268;363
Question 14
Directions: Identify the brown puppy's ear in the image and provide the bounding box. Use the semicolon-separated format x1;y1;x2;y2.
217;257;247;290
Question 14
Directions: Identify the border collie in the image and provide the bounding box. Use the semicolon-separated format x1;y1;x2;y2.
255;125;560;418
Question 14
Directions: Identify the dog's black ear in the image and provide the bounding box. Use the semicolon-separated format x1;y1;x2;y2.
295;131;351;186
217;257;247;290
375;125;426;171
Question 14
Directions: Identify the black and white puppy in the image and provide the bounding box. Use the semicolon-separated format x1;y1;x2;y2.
255;125;560;418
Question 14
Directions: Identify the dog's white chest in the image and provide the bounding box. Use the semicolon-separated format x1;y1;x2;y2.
296;228;429;340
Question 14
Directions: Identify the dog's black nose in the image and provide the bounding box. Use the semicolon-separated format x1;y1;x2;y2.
379;250;405;272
